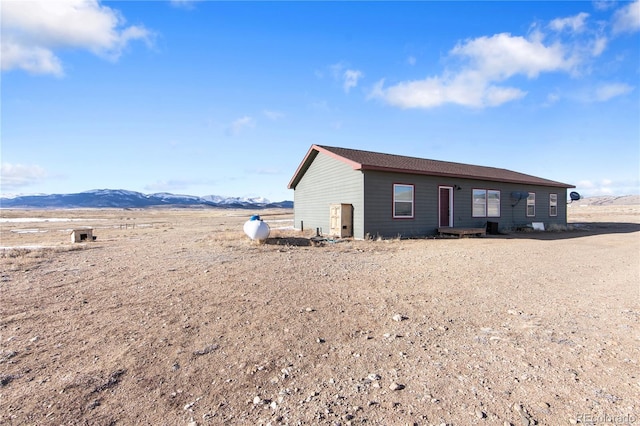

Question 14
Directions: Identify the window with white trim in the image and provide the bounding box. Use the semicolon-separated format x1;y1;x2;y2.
393;184;414;218
527;192;536;217
472;189;486;217
487;190;501;217
473;189;500;217
549;193;558;216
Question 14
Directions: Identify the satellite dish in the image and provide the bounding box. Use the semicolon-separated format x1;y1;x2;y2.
510;191;530;200
569;191;581;202
510;191;530;207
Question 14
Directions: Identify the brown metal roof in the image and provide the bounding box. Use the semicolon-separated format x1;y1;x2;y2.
288;144;575;189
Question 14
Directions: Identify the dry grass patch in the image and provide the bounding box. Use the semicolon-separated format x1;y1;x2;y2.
1;206;638;425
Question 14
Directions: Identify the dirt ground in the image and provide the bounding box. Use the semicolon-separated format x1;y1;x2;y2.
1;204;638;425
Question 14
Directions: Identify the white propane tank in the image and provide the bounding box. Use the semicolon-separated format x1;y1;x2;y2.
243;215;270;241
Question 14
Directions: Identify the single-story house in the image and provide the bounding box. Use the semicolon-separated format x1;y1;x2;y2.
288;145;576;239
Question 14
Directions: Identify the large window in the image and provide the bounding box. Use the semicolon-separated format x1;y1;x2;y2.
549;193;558;216
527;192;536;217
473;189;500;217
472;189;487;217
393;184;414;218
487;190;501;217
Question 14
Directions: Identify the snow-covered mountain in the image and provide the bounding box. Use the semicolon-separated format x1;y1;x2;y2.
0;189;293;209
200;195;270;205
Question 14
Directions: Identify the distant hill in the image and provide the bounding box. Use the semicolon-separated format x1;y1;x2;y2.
575;195;640;206
0;189;293;209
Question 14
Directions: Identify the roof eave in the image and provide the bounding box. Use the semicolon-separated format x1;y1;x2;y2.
360;165;575;188
289;144;575;190
287;146;318;189
314;145;363;169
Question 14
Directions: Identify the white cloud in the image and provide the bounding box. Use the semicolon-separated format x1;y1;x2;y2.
612;0;640;34
596;187;615;195
370;74;526;109
329;62;344;78
371;32;573;109
343;69;363;93
369;2;640;111
590;36;608;56
543;92;561;106
145;180;191;192
407;56;417;66
593;1;616;12
576;178;639;196
329;62;364;93
170;0;203;9
1;0;152;76
1;163;48;190
1;40;64;76
549;12;590;33
228;116;255;135
594;82;634;101
451;33;574;79
144;177;216;192
577;179;595;189
567;82;635;103
370;2;640;111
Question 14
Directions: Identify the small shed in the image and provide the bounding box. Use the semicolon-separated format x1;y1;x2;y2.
70;228;94;243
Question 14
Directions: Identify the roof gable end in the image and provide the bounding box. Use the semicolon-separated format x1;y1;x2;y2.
287;144;364;189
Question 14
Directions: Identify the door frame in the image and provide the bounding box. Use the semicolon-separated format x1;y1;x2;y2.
438;186;454;227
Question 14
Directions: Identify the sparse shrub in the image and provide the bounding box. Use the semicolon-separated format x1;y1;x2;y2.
0;248;31;259
0;245;86;260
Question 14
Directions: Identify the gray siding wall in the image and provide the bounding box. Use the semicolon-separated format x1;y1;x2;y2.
363;171;438;238
293;152;364;238
363;171;569;237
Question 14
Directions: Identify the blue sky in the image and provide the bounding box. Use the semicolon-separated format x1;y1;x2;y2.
1;0;639;201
